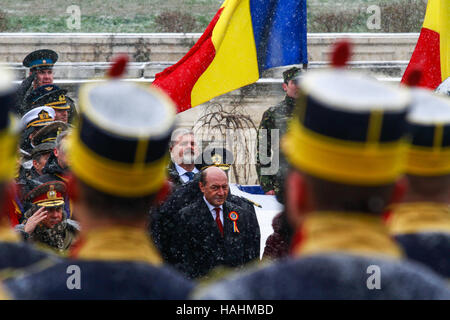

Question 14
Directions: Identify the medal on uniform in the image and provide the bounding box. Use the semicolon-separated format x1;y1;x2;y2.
228;211;240;233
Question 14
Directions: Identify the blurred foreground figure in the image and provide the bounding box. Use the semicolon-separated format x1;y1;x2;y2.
193;68;450;299
2;63;194;299
15;50;77;123
386;89;450;278
0;67;60;296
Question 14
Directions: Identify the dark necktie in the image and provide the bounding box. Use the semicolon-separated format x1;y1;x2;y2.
214;207;224;237
185;171;194;181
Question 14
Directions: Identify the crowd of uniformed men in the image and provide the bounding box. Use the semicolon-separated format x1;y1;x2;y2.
0;45;449;299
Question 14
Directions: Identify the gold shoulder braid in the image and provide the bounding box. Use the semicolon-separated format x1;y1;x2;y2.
74;226;162;265
293;212;404;260
387;202;450;235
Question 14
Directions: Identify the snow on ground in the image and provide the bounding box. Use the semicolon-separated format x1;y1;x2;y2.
229;184;284;259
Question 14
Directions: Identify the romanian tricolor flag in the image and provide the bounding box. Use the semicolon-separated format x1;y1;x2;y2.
152;0;308;113
401;0;450;89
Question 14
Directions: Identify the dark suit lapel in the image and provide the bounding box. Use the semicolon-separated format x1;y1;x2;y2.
198;200;223;240
168;161;184;186
223;203;233;236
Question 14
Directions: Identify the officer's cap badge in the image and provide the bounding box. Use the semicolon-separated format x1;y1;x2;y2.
38;110;50;120
211;154;222;165
47;185;57;199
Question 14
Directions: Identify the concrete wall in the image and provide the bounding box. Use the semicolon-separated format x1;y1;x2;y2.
0;33;199;63
0;33;418;63
2;33;414;184
307;33;418;62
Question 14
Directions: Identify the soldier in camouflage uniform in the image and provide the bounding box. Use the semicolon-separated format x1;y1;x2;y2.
256;66;301;204
19;106;55;157
435;77;450;97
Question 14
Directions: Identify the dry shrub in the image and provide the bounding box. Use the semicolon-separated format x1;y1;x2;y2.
309;0;426;33
381;0;427;32
309;9;362;33
0;10;7;32
154;10;197;33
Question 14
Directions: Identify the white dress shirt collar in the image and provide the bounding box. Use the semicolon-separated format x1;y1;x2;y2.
174;163;199;183
203;196;224;224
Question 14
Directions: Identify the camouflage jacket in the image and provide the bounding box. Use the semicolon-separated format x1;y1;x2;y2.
256;96;295;204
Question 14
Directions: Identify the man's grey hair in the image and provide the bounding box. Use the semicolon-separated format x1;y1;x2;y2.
56;130;69;150
169;128;195;149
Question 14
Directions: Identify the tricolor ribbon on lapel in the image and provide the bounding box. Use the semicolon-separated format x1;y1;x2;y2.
229;211;240;233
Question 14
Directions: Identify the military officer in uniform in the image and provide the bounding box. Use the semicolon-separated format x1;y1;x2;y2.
386;89;450;278
29;142;54;179
15;49;58;115
2;65;194;299
19;106;55;156
256;66;301;204
194;66;450;299
31;121;68;147
15;49;77;123
25;121;67;182
15;141;56;212
25;85;72;123
40;123;70;183
15;178;79;254
22;49;58;90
